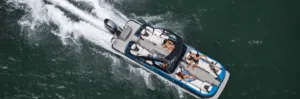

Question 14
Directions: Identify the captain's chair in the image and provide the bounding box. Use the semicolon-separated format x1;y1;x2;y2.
140;26;154;40
130;43;142;56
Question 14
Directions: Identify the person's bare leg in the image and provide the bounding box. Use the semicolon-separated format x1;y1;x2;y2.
186;61;194;69
192;63;198;70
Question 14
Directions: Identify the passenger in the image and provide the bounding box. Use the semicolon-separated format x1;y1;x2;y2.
161;62;169;68
176;70;197;83
163;39;175;51
152;54;163;60
209;61;222;75
176;69;210;92
154;61;168;69
186;53;209;70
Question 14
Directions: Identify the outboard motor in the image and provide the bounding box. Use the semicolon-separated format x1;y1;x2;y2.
104;19;121;36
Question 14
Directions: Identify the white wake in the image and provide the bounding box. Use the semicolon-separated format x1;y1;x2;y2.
6;0;186;98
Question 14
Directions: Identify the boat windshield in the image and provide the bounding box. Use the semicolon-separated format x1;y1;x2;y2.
137;25;187;73
163;31;187;73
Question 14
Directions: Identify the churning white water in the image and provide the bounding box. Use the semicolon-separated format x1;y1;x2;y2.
6;0;186;98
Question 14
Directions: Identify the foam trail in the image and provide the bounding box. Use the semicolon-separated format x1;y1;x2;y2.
44;0;119;51
72;0;128;26
7;0;114;50
45;0;187;96
48;6;113;51
7;0;187;97
46;0;108;31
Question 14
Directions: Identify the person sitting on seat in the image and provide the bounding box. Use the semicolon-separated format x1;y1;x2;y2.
163;39;175;51
176;69;197;83
154;61;169;69
151;54;163;60
186;53;209;70
209;61;222;75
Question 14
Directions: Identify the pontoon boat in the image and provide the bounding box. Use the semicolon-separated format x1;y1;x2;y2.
104;19;230;99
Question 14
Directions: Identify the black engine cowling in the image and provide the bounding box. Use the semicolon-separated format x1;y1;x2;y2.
104;19;121;36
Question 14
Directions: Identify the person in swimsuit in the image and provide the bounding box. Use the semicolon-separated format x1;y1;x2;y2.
176;70;196;83
163;39;175;51
185;52;209;70
176;69;211;92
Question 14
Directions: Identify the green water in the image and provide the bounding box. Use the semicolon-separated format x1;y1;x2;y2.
0;0;298;99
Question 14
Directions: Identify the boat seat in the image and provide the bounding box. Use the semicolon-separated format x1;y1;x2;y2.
145;60;161;66
184;50;222;77
130;43;152;57
146;60;153;65
153;29;169;38
150;29;169;45
149;35;165;45
140;26;154;40
190;80;213;94
175;68;213;93
140;27;169;45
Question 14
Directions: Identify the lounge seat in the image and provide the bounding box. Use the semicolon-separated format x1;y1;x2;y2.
149;35;165;45
184;50;222;76
140;27;169;45
153;29;169;39
151;29;169;45
190;80;213;94
130;43;154;66
175;68;213;94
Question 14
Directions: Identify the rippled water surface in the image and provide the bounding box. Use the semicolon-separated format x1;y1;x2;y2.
0;0;297;99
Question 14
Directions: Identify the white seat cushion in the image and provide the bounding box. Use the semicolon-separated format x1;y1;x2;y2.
130;50;138;56
190;80;212;93
141;29;153;40
160;35;169;39
130;44;138;56
145;26;154;33
138;49;151;57
130;44;143;56
153;29;163;36
149;35;165;45
130;43;152;57
141;29;146;35
175;68;213;93
146;60;153;65
131;44;137;49
175;73;201;91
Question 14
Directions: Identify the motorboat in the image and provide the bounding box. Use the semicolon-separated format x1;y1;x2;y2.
104;19;230;99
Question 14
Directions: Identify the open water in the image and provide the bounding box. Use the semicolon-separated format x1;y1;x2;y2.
0;0;298;99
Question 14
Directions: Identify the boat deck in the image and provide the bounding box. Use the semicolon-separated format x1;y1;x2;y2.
110;19;230;99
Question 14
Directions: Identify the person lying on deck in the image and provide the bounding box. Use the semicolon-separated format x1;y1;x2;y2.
185;52;209;70
163;39;175;51
176;69;211;92
176;69;197;83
